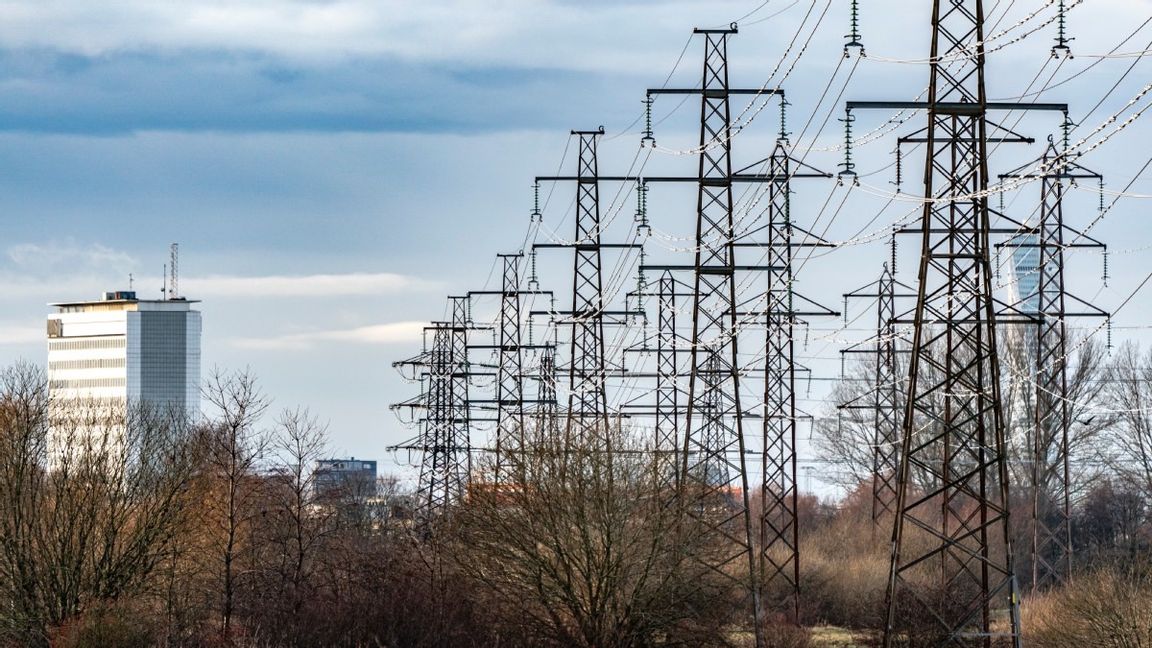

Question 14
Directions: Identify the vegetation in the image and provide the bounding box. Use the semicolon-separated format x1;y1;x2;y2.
1;338;1152;646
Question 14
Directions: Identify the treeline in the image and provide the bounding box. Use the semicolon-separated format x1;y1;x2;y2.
0;365;445;648
4;338;1152;647
0;361;761;648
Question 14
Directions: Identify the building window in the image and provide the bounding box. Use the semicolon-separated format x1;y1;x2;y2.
48;338;126;351
48;358;127;371
49;377;128;389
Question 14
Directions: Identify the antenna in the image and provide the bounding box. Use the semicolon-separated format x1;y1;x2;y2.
162;263;167;298
169;243;179;300
128;273;134;290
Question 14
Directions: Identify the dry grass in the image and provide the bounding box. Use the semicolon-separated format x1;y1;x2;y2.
1024;568;1152;648
810;625;871;647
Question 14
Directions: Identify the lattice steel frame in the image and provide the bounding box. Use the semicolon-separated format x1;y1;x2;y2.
678;26;762;640
414;322;455;527
756;139;837;623
873;263;901;524
882;1;1021;645
760;141;801;621
414;298;473;531
656;270;680;488
841;263;908;528
566;129;612;446
997;145;1105;592
1029;146;1071;592
494;254;527;482
537;343;559;443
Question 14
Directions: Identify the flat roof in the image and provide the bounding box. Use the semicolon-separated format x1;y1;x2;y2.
49;298;201;308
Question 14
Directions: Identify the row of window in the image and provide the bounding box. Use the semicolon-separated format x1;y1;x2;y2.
49;378;127;389
48;338;126;351
48;358;127;371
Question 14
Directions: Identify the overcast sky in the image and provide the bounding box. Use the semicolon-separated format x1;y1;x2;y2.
0;0;1148;491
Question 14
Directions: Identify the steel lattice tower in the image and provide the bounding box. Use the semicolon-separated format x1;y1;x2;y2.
677;26;762;640
750;138;836;622
761;141;802;620
565;129;611;445
412;299;473;530
1031;146;1072;593
882;1;1021;644
448;296;472;482
869;265;902;525
413;322;456;526
468;254;556;481
1000;143;1105;592
655;270;680;488
873;265;900;525
493;254;527;481
842;263;911;527
536;343;558;439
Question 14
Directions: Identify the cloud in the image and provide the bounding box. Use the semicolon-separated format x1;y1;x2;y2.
229;321;426;349
184;272;439;297
6;241;136;275
0;48;614;134
0;1;738;72
0;258;438;301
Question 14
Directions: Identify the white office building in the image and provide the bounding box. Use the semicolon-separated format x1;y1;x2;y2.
46;290;201;462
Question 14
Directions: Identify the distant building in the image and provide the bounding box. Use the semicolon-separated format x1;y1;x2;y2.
313;458;378;502
1011;234;1041;315
46;290;202;463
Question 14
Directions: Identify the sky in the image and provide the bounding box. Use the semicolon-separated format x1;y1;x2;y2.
0;0;1149;492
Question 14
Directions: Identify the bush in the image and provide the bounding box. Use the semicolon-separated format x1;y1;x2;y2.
1025;567;1152;647
761;620;811;648
50;602;158;648
797;490;889;629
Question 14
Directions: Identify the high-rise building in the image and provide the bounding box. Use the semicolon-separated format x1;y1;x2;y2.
1011;233;1041;315
46;290;202;462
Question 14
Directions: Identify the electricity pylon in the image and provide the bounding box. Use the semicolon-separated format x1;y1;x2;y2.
881;1;1021;643
1000;143;1107;592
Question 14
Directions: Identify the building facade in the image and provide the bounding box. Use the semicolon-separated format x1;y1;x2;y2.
46;291;202;462
313;458;377;502
1011;233;1041;315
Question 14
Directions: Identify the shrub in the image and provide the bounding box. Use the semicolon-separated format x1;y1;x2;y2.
1024;567;1152;647
51;602;158;648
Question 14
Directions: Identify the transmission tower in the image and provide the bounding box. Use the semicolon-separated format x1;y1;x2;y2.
655;270;680;489
841;264;915;527
388;296;477;533
647;26;765;640
758;139;836;622
564;129;609;445
480;254;528;483
416;321;466;528
1000;143;1106;592
880;1;1021;643
467;254;557;482
534;129;644;449
536;342;559;441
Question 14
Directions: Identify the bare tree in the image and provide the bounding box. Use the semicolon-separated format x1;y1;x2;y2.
273;407;330;614
0;363;201;646
1105;342;1152;498
1000;329;1112;499
453;421;735;648
240;407;334;646
814;331;1110;496
201;368;271;642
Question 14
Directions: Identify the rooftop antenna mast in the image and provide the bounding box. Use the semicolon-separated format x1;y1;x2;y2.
169;243;179;300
